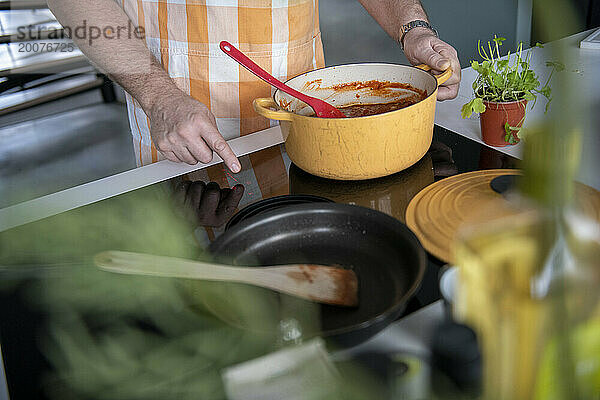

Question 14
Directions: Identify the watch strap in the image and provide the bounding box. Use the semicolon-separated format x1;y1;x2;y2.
399;20;439;50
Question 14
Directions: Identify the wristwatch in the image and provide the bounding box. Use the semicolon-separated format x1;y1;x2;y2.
399;20;439;50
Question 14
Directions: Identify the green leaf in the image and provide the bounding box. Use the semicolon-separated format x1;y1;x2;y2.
505;122;521;133
461;102;474;119
472;97;486;113
504;123;520;143
493;36;506;45
492;73;504;87
461;97;486;119
535;42;545;48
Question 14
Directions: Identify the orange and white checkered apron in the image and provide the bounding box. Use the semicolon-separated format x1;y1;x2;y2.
120;0;325;171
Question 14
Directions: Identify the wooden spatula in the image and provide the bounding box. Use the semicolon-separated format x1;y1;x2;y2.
94;251;358;307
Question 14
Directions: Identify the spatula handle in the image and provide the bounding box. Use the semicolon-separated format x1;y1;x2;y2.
95;251;359;307
219;41;313;105
95;251;242;281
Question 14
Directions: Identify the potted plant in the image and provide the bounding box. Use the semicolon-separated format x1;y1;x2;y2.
461;36;563;146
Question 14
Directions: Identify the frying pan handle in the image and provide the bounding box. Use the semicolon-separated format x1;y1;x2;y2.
253;98;294;121
415;64;453;86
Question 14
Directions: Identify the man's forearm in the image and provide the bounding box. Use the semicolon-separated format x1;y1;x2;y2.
358;0;429;42
47;0;179;111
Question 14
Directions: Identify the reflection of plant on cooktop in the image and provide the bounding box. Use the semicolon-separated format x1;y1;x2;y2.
461;35;564;145
0;186;387;400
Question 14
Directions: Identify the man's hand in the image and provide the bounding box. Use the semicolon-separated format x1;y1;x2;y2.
403;28;461;101
148;91;241;172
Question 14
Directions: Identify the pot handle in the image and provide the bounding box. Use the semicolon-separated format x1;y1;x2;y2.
415;64;453;86
253;98;294;121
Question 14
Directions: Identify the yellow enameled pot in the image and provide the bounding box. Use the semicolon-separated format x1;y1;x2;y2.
253;63;452;180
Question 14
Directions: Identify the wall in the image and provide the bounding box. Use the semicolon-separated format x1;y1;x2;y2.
319;0;523;68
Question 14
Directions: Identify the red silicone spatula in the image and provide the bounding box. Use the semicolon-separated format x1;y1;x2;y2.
220;41;346;118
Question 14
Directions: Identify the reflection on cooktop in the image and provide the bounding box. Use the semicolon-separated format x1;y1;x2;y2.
289;154;435;223
172;180;245;228
179;140;462;233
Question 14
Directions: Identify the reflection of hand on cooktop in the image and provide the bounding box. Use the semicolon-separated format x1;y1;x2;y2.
174;181;245;227
428;141;458;178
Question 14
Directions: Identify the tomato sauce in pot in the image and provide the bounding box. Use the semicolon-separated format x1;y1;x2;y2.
336;97;424;117
300;80;428;118
305;96;425;118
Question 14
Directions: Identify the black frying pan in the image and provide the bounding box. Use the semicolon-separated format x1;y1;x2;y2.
205;203;426;347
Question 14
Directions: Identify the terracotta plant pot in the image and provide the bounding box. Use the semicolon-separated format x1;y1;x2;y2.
479;99;527;147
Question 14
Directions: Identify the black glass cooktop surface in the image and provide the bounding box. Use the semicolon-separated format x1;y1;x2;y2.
0;126;518;399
